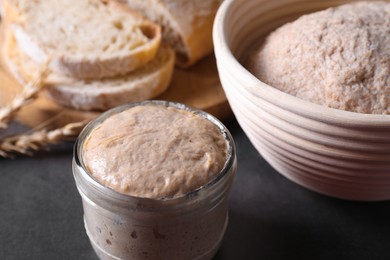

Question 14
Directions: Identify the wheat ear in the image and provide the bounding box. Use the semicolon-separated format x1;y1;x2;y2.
0;121;88;158
0;61;50;128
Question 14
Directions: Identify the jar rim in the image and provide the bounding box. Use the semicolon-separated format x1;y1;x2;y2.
74;100;236;205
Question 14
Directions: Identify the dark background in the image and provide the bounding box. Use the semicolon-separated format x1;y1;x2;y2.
1;118;390;260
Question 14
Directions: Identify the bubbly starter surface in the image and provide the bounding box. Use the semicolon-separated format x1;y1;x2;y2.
83;104;227;199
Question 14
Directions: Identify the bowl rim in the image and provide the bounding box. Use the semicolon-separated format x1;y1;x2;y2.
213;0;390;127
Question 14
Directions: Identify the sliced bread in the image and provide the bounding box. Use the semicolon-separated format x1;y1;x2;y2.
117;0;222;67
1;28;175;111
2;0;162;79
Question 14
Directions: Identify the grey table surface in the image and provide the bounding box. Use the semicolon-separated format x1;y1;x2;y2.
1;118;390;260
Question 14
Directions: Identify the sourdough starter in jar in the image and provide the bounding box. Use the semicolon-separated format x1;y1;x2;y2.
72;101;236;260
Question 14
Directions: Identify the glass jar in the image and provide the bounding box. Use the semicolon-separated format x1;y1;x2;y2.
72;100;237;260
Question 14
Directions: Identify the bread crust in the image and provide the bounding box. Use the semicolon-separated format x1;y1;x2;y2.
118;0;222;67
2;0;162;79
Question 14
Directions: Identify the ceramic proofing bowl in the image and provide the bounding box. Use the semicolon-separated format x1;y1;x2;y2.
213;0;390;201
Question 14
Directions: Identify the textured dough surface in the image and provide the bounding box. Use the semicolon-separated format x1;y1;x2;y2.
83;105;227;199
248;1;390;114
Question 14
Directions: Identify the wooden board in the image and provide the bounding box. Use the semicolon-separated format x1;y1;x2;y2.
0;53;231;131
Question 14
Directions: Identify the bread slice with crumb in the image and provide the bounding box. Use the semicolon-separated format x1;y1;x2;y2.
2;0;162;79
117;0;222;67
1;28;175;111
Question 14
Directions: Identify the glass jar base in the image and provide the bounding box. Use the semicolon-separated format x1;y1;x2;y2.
84;215;228;260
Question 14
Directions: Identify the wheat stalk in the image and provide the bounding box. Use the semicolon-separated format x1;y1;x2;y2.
0;121;88;158
0;61;50;129
0;58;91;157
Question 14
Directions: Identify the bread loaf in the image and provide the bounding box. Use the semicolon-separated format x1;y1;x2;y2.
1;28;175;111
118;0;222;67
2;0;162;79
